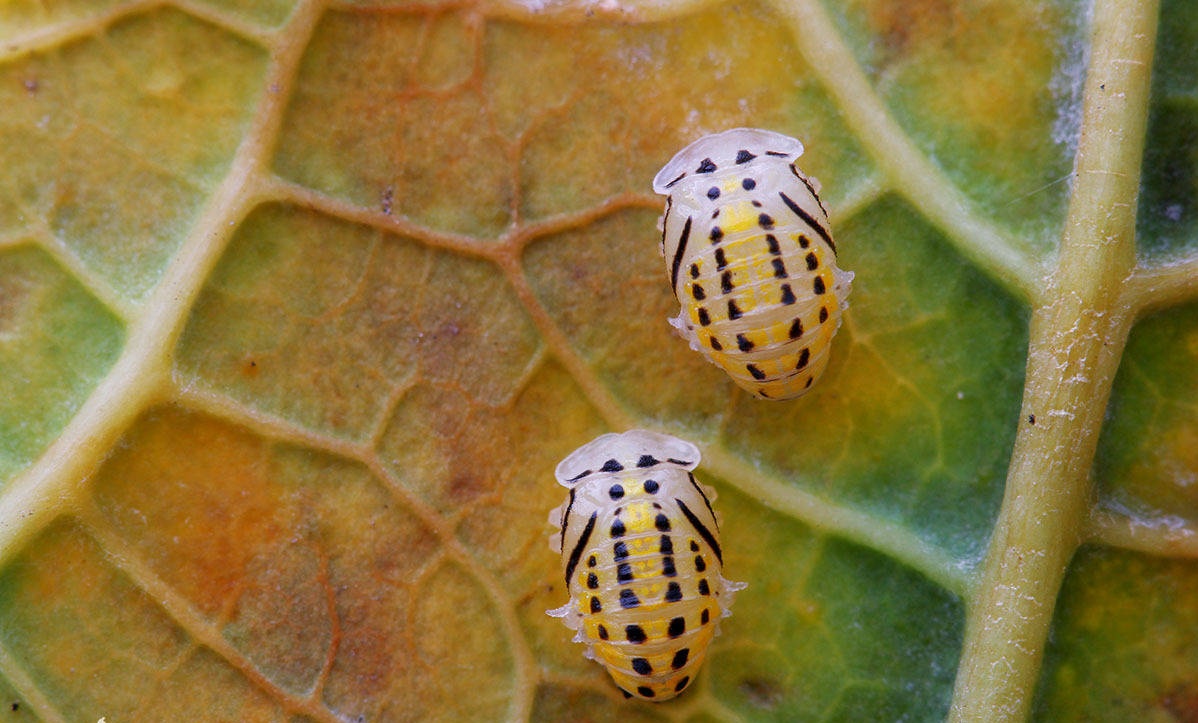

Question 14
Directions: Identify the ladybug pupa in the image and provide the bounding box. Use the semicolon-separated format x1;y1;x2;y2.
548;430;746;701
653;128;853;400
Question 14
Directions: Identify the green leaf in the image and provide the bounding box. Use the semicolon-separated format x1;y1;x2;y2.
0;0;1194;720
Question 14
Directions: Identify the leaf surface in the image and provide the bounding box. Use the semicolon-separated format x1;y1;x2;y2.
0;0;1195;721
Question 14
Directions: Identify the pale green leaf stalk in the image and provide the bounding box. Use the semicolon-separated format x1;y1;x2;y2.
950;0;1159;719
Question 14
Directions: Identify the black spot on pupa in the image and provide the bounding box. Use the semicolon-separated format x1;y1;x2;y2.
620;589;641;608
813;276;826;295
637;455;659;468
609;484;625;500
638;686;655;698
626;624;647;642
819;306;828;323
672;648;690;670
590;596;602;613
789;318;803;339
655;514;671;532
598;624;609;640
691;283;706;301
779;284;796;305
735;149;756;164
696;158;717;173
727;299;743;320
614;541;629;560
660;535;673;554
675;676;691;692
600;459;624;473
698;578;711;596
737;333;754;352
758;213;775;229
644;479;660;494
805;252;819;270
587;572;599;589
721;270;734;294
633;657;652;675
709;226;724;243
617;562;633;583
796;347;810;370
662;556;677;577
665;581;683;602
695;555;706;572
668;616;686;637
709;336;723;351
743;177;757;190
747;364;765;380
697;307;711;326
611;519;626;538
707;186;720;200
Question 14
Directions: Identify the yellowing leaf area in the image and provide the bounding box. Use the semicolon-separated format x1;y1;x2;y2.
0;0;1197;720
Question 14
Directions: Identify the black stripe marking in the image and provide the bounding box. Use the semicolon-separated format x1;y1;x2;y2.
669;216;693;293
792;164;830;216
664;172;686;189
564;511;596;585
779;191;836;253
677;498;723;564
558;488;577;552
668;458;692;466
765;150;789;157
566;470;591;483
686;472;718;528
